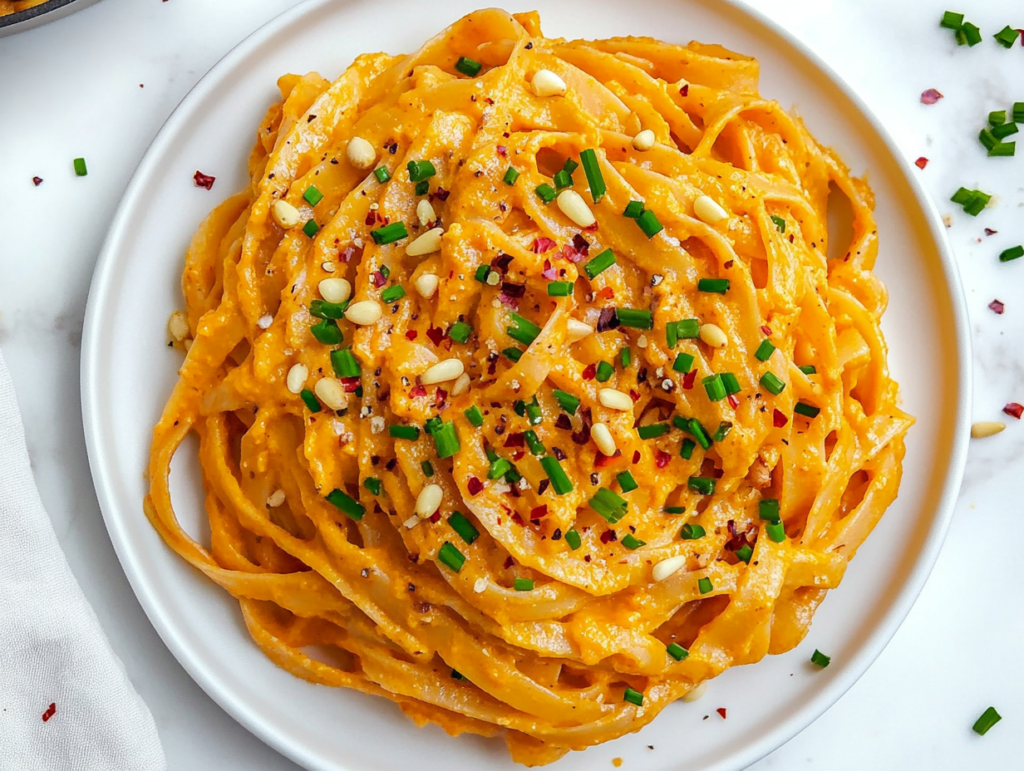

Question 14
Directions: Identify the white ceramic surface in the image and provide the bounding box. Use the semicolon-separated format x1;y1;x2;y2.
0;0;103;36
76;0;969;770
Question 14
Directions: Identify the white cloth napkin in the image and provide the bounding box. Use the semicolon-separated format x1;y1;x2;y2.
0;349;166;771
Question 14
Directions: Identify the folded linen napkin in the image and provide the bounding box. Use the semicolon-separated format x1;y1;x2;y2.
0;349;166;771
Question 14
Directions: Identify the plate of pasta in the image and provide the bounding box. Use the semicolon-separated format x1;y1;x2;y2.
81;1;970;770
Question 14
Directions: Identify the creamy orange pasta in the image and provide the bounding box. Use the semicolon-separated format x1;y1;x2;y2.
148;9;912;765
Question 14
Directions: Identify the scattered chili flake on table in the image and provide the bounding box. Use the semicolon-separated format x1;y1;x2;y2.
985;228;998;236
1003;403;1023;419
716;707;727;719
32;176;43;186
915;157;929;169
41;703;56;722
920;88;944;105
989;299;1005;314
193;170;216;190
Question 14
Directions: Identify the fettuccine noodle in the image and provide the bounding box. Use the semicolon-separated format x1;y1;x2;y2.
147;9;912;765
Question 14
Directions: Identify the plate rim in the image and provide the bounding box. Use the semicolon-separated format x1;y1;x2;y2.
0;0;102;35
80;1;972;769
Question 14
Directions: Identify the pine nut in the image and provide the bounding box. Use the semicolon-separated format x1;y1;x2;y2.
451;372;471;396
637;335;648;349
598;388;633;411
566;319;594;342
266;489;286;508
556;189;596;228
321;261;336;273
415;483;443;518
699;323;727;348
485;270;501;286
415;273;439;298
272;199;302;229
694;195;729;225
406;227;444;257
167;310;189;342
346;136;376;169
652;554;687;582
682;681;707;703
421;359;465;385
257;314;273;329
286;363;308;394
416;198;437;227
532;69;567;97
971;421;1006;438
632;129;656;151
345;300;382;326
314;377;347;410
591;422;617;456
403;515;421;529
318;277;351;304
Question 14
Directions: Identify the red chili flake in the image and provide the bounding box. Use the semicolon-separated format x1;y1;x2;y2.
555;414;573;430
503;556;515;569
512;450;525;461
716;708;727;719
989;299;1005;314
597;286;615;300
723;260;734;269
727;394;740;409
371;270;387;287
429;511;442;523
430;187;450;202
340;245;358;262
760;325;771;336
409;385;427;397
682;370;697;390
632;450;641;464
571;233;590;256
597;307;620;332
629;389;640;402
32;176;43;186
496;145;508;157
595;449;622;468
499;292;520;310
1004;402;1024;419
679;84;690;97
405;330;418;341
920;89;943;105
531;237;556;253
538;479;550;494
915;157;928;169
571;406;593;445
985;228;998;236
503;432;525;448
542;265;558;280
435;386;448;401
600;529;618;544
492;253;514;273
467;477;484;496
552;447;567;461
341;377;361;392
773;409;788;428
656;450;672;468
511;512;525;526
426;326;445;346
193;170;216;189
501;281;526;298
584;222;599;232
365;210;379;226
531;504;548;519
42;703;56;722
582;363;597;380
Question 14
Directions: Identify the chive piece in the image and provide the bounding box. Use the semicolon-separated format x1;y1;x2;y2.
989;142;1016;157
325;488;365;520
951;187;974;205
795;401;820;418
449;321;473;344
381;285;406;303
331;348;361;377
389;424;420;441
638;423;669;440
999;245;1024;262
565;528;582;550
697;577;713;594
300;389;321;413
616;308;653;329
712;422;732;442
412;180;428;196
765;521;786;542
553;389;580;414
514;577;535;591
666;643;689;661
503;166;519;186
760;371;786;395
697;278;730;294
371;221;408;245
688;476;716;495
422;460;434;477
584;248;616;279
1015;102;1024;123
507;312;542;345
810;649;831;668
431;421;460;458
623;687;644;706
799;364;817;375
364;477;383;496
502;346;523;362
73;157;88;176
595;361;615;382
454;55;482;76
759;499;781;522
303;185;323;206
438;541;466;572
755;340;776;361
562;158;579;174
617;470;638;492
680;523;705;539
535;183;557;203
579;148;606;203
673;352;694;373
553;169;573;190
407;160;436;182
513;401;526;418
374;167;391;183
636;209;664;238
680;438;696;460
994;25;1019;48
488;457;513;480
443;512;478;545
665;506;686;514
939;11;964;29
770;214;786;233
474;264;492;283
992;122;1018;139
721;372;741;395
524;397;542;426
703;374;727;402
973;707;1002;736
311;319;342;345
504;467;522;485
675;319;701;340
964;190;991;216
620;347;631;368
485;448;498;463
980;128;999;152
548;281;574;297
623;200;645;219
425;416;443;434
621;534;645;550
674;416;712;450
310;299;347;320
735;543;753;563
990;110;1008;127
589;487;628;523
962;21;982;46
464;405;484;427
541;456;573;495
524;430;545;455
303;219;320;238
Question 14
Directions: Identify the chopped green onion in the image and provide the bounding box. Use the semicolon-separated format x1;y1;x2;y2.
636;209;664;238
994;25;1019;48
680;522;705;539
623;200;645;219
962;21;982;46
331;348;361;377
667;319;700;349
595;361;615;382
565;528;582;550
992;122;1018;139
407;160;436;182
553;389;580;414
688;476;716;495
703;374;727;402
770;215;786;233
666;643;689;661
504;467;522;485
507;313;542;346
765;521;786;542
514;577;535;591
562;158;579;174
524;396;543;425
513;400;526;418
810;649;831;668
541;456;574;495
760;371;786;395
381;285;406;303
524;430;545;455
455;56;482;76
506;349;523;367
759;499;781;522
990;110;1008;127
464;405;484;427
579;148;606;203
438;541;466;572
951;187;975;205
553;169;573;190
548;281;574;297
712;422;732;442
990;142;1016;157
680;438;696;460
364;477;382;495
973;707;1002;736
963;190;991;216
535;183;557;203
325;488;365;520
638;423;669;440
486;448;498;463
310;299;347;320
665;506;686;514
623;687;644;706
616;308;653;329
980;128;999;151
303;219;320;238
448;512;479;544
697;577;713;594
73;157;89;176
755;340;776;361
431;421;461;458
446;322;472;346
795;401;820;418
311;319;342;345
589;487;628;523
414;180;429;196
673;416;712;450
673;352;694;373
303;186;323;206
620;347;631;368
422;460;434;477
799;364;817;375
584;248;616;279
374;167;391;183
697;278;730;294
425;416;443;434
621;533;645;550
721;372;741;395
299;389;321;412
939;11;964;29
503;166;519;186
999;245;1024;262
488;457;513;480
370;221;408;245
735;543;753;563
617;470;638;492
1015;102;1024;123
389;424;420;441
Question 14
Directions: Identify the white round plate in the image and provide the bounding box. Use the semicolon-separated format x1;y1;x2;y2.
81;1;971;769
0;0;103;37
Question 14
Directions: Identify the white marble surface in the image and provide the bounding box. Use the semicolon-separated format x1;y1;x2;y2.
0;0;1019;768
